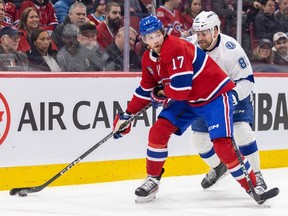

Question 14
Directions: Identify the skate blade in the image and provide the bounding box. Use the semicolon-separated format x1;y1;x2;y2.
135;193;156;203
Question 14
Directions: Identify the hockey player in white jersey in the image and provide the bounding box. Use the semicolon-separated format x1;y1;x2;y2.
186;11;267;190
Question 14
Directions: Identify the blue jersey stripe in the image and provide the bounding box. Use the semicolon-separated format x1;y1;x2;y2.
170;71;193;90
135;86;151;100
193;47;207;75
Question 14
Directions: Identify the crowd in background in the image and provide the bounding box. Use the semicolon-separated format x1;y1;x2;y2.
0;0;287;72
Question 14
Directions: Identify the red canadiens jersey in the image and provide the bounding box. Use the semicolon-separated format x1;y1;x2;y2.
159;36;235;106
17;0;58;31
156;6;184;37
4;2;18;25
96;21;115;49
126;50;162;114
87;14;103;26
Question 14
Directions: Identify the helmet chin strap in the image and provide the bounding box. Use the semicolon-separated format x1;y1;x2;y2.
206;29;218;51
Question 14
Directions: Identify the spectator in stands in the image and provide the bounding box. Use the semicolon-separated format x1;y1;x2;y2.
241;0;262;54
17;0;58;32
26;29;61;71
105;26;141;71
208;0;237;38
54;0;77;24
17;7;58;53
3;0;18;26
0;0;8;29
250;38;275;64
0;26;28;71
180;0;202;32
52;2;87;49
156;0;189;38
129;0;149;18
254;0;282;41
77;22;114;71
272;31;288;64
17;7;40;53
96;1;122;49
274;0;288;33
56;24;104;71
87;0;106;26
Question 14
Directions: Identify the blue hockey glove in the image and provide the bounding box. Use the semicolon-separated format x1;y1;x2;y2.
113;112;133;139
151;85;168;109
231;90;239;106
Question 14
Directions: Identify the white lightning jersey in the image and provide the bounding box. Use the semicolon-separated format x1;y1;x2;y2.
186;34;254;101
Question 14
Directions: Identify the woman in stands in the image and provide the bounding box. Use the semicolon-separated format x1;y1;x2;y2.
17;7;58;53
250;38;275;64
26;28;61;71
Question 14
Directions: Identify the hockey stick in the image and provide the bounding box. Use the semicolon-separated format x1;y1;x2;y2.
231;139;279;205
10;103;152;197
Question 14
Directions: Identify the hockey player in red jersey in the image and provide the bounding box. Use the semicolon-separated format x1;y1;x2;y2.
113;15;278;204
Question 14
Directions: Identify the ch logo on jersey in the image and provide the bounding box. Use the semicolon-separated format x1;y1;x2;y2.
173;21;182;32
225;41;236;49
0;93;11;145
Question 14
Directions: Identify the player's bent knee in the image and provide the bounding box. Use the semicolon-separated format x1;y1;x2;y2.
149;118;177;146
234;122;255;146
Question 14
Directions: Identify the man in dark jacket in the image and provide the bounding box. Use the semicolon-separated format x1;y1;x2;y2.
0;26;28;71
105;26;141;71
52;2;87;49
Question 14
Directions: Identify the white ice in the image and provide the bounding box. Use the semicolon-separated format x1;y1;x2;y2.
0;167;287;216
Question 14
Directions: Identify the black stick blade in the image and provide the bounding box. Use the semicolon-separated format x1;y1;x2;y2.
10;187;33;196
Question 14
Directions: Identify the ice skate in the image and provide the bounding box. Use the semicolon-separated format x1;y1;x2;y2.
135;168;164;203
201;162;229;189
255;171;267;190
247;185;266;205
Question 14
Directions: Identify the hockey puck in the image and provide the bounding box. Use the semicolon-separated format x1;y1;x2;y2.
18;191;27;197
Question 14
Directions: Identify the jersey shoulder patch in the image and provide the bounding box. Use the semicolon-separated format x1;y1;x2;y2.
225;41;236;49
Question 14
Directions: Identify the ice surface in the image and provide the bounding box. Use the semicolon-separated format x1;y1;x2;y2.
0;168;287;216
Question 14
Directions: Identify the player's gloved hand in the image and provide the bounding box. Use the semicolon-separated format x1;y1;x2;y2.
113;112;133;139
231;90;239;106
151;85;168;109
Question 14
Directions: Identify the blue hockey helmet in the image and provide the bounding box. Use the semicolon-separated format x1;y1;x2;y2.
139;15;163;36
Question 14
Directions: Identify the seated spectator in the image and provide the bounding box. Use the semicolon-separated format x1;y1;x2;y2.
96;2;122;49
129;0;149;18
3;0;18;26
105;26;141;71
17;7;40;53
250;38;275;64
87;0;106;26
254;0;282;41
52;2;87;49
274;0;288;33
26;29;61;71
53;0;77;24
156;0;189;38
17;0;58;31
210;0;237;38
1;0;12;29
56;23;104;71
272;31;288;64
0;26;28;71
17;7;58;53
77;22;114;71
180;0;202;32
